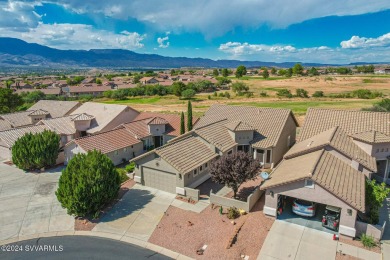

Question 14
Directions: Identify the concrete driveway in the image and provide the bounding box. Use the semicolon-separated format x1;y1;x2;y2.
93;184;176;242
258;220;380;260
0;162;74;241
258;220;338;260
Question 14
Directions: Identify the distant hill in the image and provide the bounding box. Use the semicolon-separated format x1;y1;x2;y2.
0;37;362;69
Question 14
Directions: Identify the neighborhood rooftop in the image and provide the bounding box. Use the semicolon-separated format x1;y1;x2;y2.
300;108;390;141
261;149;366;212
0;125;48;148
69;127;141;154
195;104;297;148
285;126;377;172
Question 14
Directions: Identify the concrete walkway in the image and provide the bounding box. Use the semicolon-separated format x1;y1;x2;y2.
0;163;74;241
258;220;380;260
380;195;390;260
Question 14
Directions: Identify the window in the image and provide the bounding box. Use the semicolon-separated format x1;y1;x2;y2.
115;151;119;156
205;163;208;168
179;174;182;180
305;179;314;188
376;149;380;153
200;166;203;172
228;150;233;154
124;148;127;152
193;169;198;177
287;136;291;148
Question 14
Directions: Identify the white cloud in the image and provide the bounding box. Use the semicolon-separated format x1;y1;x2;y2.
219;42;297;56
157;35;169;48
50;0;390;37
0;23;145;50
340;33;390;49
218;40;390;64
0;1;41;31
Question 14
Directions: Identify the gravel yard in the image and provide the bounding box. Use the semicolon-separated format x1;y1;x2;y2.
149;195;273;259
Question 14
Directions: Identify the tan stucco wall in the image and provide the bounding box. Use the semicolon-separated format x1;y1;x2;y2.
148;124;166;136
74;120;91;131
65;142;143;166
233;130;254;145
372;142;390;160
105;142;144;165
100;107;140;133
264;180;357;236
272;115;297;166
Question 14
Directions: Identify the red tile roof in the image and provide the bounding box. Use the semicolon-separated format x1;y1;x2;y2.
133;112;199;137
71;127;141;154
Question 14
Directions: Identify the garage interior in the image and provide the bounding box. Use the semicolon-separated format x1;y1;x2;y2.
276;195;338;235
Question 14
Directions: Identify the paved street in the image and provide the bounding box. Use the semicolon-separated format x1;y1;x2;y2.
258;220;380;260
0;162;74;241
0;236;171;260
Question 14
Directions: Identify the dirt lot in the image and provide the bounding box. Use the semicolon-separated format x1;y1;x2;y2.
244;75;390;96
148;195;274;259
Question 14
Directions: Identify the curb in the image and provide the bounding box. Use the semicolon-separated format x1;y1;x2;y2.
0;231;194;260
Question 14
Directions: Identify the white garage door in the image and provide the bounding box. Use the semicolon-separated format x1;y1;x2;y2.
142;167;177;194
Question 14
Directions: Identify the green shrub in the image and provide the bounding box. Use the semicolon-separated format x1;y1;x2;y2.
276;89;293;98
360;233;376;248
245;92;254;98
225;92;231;99
352;89;383;99
117;168;129;183
324;76;333;81
12;130;60;170
296;88;309;98
125;162;135;173
260;91;268;97
227;207;240;219
312;91;324;97
213;92;217;97
56;150;120;218
218;92;225;97
208;95;211;100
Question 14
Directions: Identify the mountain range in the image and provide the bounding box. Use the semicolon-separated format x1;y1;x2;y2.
0;37;375;69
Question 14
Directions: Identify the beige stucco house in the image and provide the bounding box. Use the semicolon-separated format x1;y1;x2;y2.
64;112;195;165
131;104;298;195
261;108;390;239
0;100;81;131
0;102;140;162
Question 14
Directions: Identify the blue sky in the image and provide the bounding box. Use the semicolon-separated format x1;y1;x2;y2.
0;1;390;64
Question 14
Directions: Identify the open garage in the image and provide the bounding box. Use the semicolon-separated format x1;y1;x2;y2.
276;195;338;235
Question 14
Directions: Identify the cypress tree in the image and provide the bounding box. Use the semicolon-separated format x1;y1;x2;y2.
187;100;193;131
180;111;185;134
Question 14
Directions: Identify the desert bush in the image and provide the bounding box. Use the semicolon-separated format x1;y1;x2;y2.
296;88;309;98
125;162;135;173
227;207;240;219
117;168;129;183
245;92;254;98
276;89;293;98
312;91;324;97
360;234;376;248
259;91;268;97
352;89;383;99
